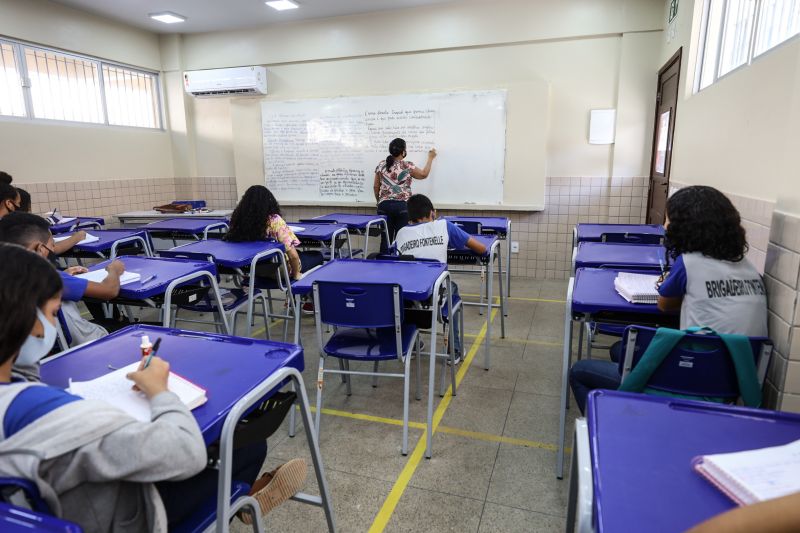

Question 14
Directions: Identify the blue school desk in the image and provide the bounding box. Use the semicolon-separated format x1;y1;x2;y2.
293;258;452;459
40;324;335;532
143;218;229;249
447;234;506;370
49;216;105;235
556;267;679;479
565;391;800;533
572;242;667;272
443;216;512;296
56;229;153;260
289;222;353;260
0;502;82;532
115;209;233;226
160;239;291;336
574;223;665;245
304;213;389;256
84;256;232;334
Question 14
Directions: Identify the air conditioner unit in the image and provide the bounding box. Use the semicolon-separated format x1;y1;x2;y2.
183;66;267;97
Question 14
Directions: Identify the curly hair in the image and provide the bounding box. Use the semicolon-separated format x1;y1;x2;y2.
0;243;62;365
224;185;282;242
665;185;748;262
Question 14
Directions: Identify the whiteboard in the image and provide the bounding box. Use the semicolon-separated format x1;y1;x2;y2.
261;90;506;205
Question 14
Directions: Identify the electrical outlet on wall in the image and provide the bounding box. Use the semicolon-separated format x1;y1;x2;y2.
511;241;519;253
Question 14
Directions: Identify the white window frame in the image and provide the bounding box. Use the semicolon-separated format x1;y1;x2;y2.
0;37;163;131
694;0;800;93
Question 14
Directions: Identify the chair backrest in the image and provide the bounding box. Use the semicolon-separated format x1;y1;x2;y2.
618;326;772;398
601;232;664;245
0;478;51;515
56;309;72;349
452;220;482;234
313;281;402;329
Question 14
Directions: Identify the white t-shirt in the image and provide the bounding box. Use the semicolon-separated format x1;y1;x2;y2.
393;219;472;263
658;252;768;337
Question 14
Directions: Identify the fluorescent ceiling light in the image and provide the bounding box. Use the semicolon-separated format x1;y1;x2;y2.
266;1;299;11
149;11;186;24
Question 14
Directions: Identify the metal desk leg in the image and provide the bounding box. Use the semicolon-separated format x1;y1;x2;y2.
425;272;448;459
505;222;512;302
484;247;494;370
162;271;231;335
497;242;506;339
566;419;592;533
557;277;575;479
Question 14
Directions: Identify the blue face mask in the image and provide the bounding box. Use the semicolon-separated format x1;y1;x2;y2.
17;309;57;367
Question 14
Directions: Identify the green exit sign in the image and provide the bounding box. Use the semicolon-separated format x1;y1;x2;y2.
669;0;679;22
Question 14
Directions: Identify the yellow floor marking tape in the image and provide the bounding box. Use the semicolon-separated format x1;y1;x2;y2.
367;308;497;533
462;333;563;348
460;293;565;304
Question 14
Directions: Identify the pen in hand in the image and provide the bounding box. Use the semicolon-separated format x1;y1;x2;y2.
143;337;162;369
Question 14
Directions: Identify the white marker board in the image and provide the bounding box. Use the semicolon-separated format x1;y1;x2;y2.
261;90;506;205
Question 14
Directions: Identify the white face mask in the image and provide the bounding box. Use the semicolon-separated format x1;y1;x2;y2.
17;309;57;367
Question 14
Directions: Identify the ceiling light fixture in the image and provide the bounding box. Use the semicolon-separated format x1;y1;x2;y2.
149;11;187;24
265;1;299;11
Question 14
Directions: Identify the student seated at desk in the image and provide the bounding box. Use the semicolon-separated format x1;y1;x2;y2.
393;194;486;363
569;186;768;413
0;182;20;218
0;213;124;347
16;187;31;213
0;244;308;531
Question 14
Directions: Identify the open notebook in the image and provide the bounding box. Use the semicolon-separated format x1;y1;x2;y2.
693;439;800;506
75;269;141;286
613;272;660;304
53;233;100;245
68;362;207;422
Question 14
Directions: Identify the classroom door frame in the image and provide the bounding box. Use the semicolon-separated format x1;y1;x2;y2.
646;47;682;225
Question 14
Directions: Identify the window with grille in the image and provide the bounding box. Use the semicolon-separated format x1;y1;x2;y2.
696;0;800;92
0;39;161;129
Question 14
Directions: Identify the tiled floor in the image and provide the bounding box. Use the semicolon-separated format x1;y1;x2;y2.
221;274;577;533
79;253;577;532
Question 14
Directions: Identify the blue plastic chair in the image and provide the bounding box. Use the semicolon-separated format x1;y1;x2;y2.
0;478;82;532
55;309;72;351
312;281;420;455
617;326;773;399
451;220;482;235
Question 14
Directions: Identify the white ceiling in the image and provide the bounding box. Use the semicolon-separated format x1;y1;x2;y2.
51;0;466;34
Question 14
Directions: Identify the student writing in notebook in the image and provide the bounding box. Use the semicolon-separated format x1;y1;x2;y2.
392;194;486;363
568;186;767;413
0;244;308;530
0;213;127;349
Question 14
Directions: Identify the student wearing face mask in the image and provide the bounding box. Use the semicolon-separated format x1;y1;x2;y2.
0;213;127;350
0;182;21;218
0;244;307;531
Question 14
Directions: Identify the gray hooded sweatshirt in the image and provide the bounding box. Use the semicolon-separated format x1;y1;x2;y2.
0;381;208;533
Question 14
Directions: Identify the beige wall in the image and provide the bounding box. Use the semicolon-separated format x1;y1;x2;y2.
173;0;664;207
0;0;173;183
660;0;800;216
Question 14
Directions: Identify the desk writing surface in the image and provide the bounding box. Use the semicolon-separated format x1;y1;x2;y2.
288;223;349;241
575;223;664;242
63;229;148;253
575;242;666;270
116;210;233;220
588;391;800;533
41;325;304;445
88;256;217;299
442;216;509;233
572;267;666;316
162;240;284;269
144;218;228;233
292;258;446;301
310;213;386;229
50;216;105;234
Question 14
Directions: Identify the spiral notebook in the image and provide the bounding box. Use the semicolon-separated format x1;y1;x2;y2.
68;362;207;422
692;439;800;506
613;272;660;304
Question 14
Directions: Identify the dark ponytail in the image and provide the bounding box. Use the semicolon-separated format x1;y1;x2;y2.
385;138;406;172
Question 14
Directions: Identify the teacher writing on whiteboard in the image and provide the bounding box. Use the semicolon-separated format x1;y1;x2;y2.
373;137;437;251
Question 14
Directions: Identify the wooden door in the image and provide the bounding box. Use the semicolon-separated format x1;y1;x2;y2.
647;48;682;225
